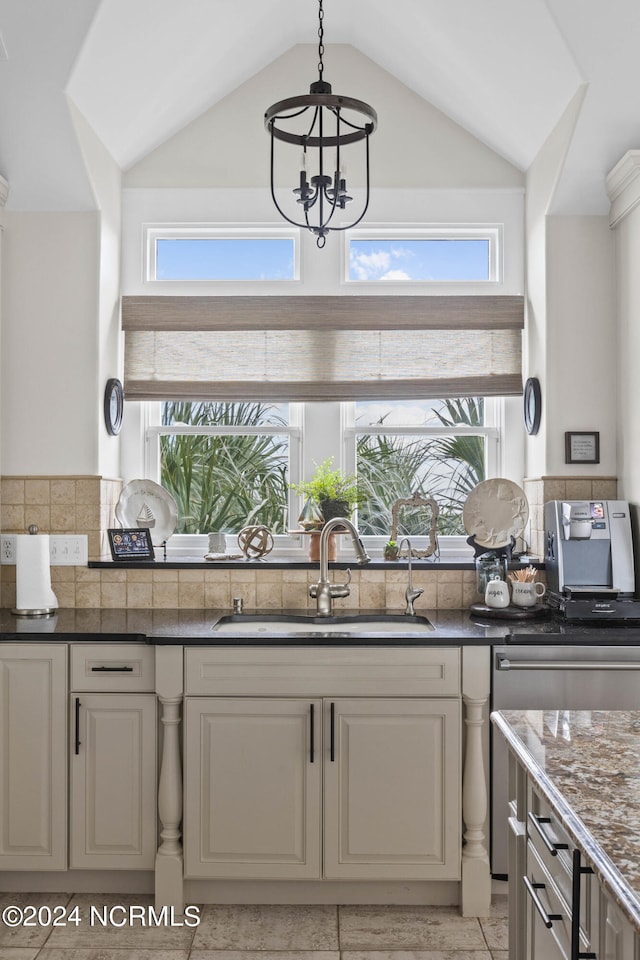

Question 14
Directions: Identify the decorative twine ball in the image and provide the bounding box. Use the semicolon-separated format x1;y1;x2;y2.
237;525;274;559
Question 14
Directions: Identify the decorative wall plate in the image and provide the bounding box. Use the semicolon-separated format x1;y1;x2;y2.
115;480;178;545
463;478;529;549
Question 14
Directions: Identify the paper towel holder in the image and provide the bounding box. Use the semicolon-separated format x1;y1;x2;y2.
11;524;58;618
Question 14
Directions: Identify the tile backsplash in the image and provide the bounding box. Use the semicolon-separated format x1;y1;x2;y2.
0;473;614;610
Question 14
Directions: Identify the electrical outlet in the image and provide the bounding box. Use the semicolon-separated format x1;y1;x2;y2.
0;535;16;564
49;535;88;566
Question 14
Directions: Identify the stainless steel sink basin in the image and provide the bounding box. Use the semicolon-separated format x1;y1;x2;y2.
211;613;435;636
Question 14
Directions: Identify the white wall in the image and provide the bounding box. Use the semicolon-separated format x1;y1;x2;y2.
69;103;123;479
611;189;640;503
524;85;590;480
0;177;7;483
1;212;100;475
545;216;615;475
124;44;524;191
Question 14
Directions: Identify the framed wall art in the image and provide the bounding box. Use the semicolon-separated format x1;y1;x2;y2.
565;431;600;465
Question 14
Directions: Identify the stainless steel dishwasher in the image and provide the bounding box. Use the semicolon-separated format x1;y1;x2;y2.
491;640;640;877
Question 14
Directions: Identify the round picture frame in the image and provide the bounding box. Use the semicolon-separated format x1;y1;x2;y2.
104;378;124;436
523;376;541;436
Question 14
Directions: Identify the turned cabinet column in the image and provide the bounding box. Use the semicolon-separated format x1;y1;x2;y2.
461;646;491;917
155;645;184;913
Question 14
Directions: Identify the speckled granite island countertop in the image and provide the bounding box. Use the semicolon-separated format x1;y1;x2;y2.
492;708;640;934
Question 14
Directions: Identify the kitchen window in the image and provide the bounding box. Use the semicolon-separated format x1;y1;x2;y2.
145;401;302;554
144;397;501;557
350;398;497;541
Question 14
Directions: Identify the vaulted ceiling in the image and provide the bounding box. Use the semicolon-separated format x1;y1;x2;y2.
1;0;639;213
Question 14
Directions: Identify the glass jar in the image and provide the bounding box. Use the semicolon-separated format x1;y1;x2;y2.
475;555;508;595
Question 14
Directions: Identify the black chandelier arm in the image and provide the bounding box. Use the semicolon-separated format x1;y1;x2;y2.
271;104;315;124
315;133;372;232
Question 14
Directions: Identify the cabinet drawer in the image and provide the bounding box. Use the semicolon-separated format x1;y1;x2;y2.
71;643;154;691
526;839;572;960
185;646;460;697
527;789;594;955
528;789;574;902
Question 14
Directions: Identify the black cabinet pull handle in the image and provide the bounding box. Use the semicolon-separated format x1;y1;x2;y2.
74;697;81;755
309;704;314;763
91;665;134;672
528;811;569;856
571;849;597;960
330;702;335;762
523;876;562;928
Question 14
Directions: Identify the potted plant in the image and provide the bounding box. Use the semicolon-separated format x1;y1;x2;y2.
384;539;399;561
292;457;362;522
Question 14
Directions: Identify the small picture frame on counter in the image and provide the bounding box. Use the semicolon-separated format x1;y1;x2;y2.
107;527;155;561
565;431;600;464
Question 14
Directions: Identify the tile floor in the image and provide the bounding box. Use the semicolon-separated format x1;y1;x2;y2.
0;892;509;960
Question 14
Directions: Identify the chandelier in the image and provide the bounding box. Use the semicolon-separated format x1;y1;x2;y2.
264;0;377;248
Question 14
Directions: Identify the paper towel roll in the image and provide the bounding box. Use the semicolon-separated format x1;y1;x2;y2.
13;534;58;615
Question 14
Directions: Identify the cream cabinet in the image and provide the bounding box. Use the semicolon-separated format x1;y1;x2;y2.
70;692;156;869
599;893;637;960
325;697;460;880
185;695;460;881
0;643;68;870
183;646;461;882
69;643;157;870
184;697;322;878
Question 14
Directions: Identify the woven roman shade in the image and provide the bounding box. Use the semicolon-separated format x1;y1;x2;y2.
122;295;523;401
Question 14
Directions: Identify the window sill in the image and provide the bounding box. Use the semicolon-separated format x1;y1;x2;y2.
89;555;543;571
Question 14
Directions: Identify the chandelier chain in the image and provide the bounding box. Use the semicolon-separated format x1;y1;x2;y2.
317;0;324;79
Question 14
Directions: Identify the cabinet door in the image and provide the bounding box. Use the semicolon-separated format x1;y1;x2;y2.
600;892;637;960
70;693;156;869
0;644;67;870
184;697;321;879
324;698;461;880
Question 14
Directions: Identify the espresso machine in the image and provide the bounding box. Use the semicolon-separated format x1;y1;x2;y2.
545;499;640;619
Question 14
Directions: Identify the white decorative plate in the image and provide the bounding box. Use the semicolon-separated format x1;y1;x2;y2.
463;478;529;549
115;480;179;546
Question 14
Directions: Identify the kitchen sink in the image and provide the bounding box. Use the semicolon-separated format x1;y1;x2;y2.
211;613;435;636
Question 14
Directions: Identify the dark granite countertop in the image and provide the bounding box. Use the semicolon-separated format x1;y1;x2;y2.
2;606;640;644
492;708;640;936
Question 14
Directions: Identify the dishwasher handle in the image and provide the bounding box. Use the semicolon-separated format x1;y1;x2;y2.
496;655;640;671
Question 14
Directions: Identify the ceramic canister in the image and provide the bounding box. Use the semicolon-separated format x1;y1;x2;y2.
484;578;510;609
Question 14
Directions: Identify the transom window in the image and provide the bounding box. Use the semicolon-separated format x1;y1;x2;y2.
346;226;501;282
145;226;298;282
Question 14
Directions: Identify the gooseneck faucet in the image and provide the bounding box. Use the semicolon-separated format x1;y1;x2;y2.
309;516;371;616
399;537;424;615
